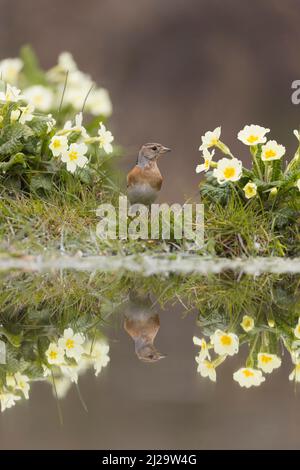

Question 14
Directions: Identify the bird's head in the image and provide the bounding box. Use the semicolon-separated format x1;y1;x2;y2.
136;343;166;363
138;143;171;164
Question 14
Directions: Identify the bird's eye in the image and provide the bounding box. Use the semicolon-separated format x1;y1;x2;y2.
151;146;157;151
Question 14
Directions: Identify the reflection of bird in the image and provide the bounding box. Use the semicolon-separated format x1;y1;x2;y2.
127;143;171;205
124;291;165;363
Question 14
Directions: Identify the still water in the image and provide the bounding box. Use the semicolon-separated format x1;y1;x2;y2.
0;271;299;449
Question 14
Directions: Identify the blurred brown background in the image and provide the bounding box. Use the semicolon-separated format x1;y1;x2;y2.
1;0;300;202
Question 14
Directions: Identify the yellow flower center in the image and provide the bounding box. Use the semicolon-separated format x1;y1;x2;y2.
49;351;57;360
53;140;61;149
210;138;218;146
260;354;272;364
220;335;232;346
243;369;254;378
264;149;276;159
205;361;214;369
247;135;259;144
66;339;75;349
204;159;210;169
223;167;235;179
243;319;251;328
69;151;78;161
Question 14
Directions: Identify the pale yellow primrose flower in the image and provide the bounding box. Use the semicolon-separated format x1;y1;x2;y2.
0;84;24;102
213;157;243;185
10;109;21;122
237;124;270;146
257;353;281;374
98;122;114;154
0;58;23;84
195;148;215;173
58;51;78;73
210;329;239;356
195;358;216;382
63;112;89;140
261;140;285;161
193;336;210;361
243;182;257;200
0;391;21;412
61;142;88;174
86;88;112;117
294;318;300;339
240;315;255;332
46;342;65;365
199;126;221;151
19;103;35;125
23;85;53;112
233;367;265;388
49;135;68;157
58;327;85;362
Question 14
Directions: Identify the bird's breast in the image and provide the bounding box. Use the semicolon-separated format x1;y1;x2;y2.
127;164;163;205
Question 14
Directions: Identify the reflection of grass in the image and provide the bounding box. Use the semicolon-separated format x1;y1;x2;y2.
0;271;299;406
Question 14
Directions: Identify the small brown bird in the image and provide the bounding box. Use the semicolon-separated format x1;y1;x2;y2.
127;143;171;205
124;290;166;363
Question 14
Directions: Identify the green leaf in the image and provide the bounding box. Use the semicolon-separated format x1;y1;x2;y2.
29;118;48;137
29;174;52;193
20;45;47;85
0;138;23;156
0;152;26;172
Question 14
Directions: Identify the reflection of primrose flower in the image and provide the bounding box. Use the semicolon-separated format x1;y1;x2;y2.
261;140;285;162
23;85;53;112
195;148;215;173
233;368;265;388
193;336;210;361
61;143;88;174
213;157;243;185
257;353;281;374
0;84;24;102
293;318;300;339
237;124;270;146
46;342;65;365
0;391;21;412
58;327;85;362
0;58;23;84
85;340;110;376
240;315;254;332
49;135;68;157
199;126;221;151
98;122;114;154
210;329;239;356
289;363;300;383
243;182;257;200
14;372;30;399
195;358;216;382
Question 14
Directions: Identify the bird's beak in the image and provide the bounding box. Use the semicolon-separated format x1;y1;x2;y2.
160;146;171;155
